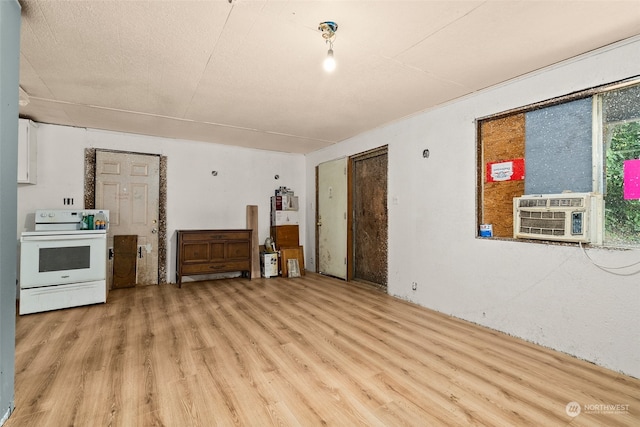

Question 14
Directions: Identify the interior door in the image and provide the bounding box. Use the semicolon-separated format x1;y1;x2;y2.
316;157;348;279
95;151;160;286
352;147;388;289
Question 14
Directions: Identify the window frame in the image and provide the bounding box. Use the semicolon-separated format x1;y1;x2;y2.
476;76;640;246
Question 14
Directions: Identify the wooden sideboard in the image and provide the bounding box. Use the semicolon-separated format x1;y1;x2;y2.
176;229;252;287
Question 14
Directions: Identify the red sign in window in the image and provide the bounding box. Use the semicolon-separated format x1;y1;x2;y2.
486;158;525;183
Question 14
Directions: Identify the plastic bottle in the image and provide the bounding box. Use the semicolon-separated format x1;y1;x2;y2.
95;211;106;230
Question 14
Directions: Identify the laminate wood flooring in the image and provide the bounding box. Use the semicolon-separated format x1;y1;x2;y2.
6;273;640;426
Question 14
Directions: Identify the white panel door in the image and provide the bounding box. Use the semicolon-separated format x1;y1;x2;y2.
95;151;160;286
317;157;348;279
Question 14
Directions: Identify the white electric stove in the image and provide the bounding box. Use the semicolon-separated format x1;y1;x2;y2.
19;209;109;315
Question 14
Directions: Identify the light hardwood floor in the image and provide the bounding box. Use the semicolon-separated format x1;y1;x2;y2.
6;273;639;426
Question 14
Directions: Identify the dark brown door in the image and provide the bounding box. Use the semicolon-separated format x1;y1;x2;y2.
112;235;137;289
352;147;388;290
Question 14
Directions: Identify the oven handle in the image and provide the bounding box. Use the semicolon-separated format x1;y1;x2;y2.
22;234;106;242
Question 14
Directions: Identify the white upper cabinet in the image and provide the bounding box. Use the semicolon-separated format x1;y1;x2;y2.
18;119;37;184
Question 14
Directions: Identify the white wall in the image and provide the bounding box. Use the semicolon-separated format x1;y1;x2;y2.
305;36;640;378
17;124;305;283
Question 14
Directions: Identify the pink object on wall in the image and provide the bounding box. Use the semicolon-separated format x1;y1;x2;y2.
623;159;640;200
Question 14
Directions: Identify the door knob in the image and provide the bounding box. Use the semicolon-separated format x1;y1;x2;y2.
151;228;157;234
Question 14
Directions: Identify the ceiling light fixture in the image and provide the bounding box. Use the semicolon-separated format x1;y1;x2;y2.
318;21;338;72
18;86;30;107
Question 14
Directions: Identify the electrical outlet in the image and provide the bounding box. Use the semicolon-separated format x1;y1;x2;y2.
411;282;417;291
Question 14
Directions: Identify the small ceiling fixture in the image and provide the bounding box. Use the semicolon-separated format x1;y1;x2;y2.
18;86;30;107
318;21;338;72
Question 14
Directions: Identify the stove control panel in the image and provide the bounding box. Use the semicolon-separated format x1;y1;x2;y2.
34;209;110;231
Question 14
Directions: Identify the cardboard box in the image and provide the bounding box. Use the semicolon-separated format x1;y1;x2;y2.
271;225;299;249
260;252;279;278
271;210;299;226
271;195;299;211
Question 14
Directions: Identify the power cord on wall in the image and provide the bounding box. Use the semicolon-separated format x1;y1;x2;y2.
579;242;640;276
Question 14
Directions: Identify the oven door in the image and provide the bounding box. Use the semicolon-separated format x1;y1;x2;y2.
20;233;106;288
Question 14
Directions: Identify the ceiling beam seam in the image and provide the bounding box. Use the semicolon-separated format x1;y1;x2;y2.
392;2;486;59
182;1;236;118
27;95;336;144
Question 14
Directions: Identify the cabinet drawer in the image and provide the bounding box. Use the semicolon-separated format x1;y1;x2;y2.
180;230;250;242
180;261;250;275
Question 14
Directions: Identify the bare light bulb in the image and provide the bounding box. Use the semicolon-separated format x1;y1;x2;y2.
323;48;336;72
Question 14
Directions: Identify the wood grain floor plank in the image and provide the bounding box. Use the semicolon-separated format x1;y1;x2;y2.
6;273;639;426
293;275;639;422
280;283;519;424
263;299;464;424
238;280;544;425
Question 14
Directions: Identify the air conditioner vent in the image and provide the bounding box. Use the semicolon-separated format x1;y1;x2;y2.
549;197;584;207
518;198;547;208
518;210;566;236
513;193;603;243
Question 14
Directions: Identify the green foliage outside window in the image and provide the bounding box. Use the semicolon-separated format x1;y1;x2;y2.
605;121;640;246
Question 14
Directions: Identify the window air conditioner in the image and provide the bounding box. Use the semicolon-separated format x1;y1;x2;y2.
513;192;603;244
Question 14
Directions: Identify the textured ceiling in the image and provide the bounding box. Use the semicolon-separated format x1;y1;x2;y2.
17;0;640;154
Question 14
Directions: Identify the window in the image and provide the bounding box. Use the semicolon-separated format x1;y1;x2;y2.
602;84;640;246
477;79;640;248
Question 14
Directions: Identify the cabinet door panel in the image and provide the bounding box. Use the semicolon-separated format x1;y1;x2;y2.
227;242;250;259
210;242;225;260
182;243;209;263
